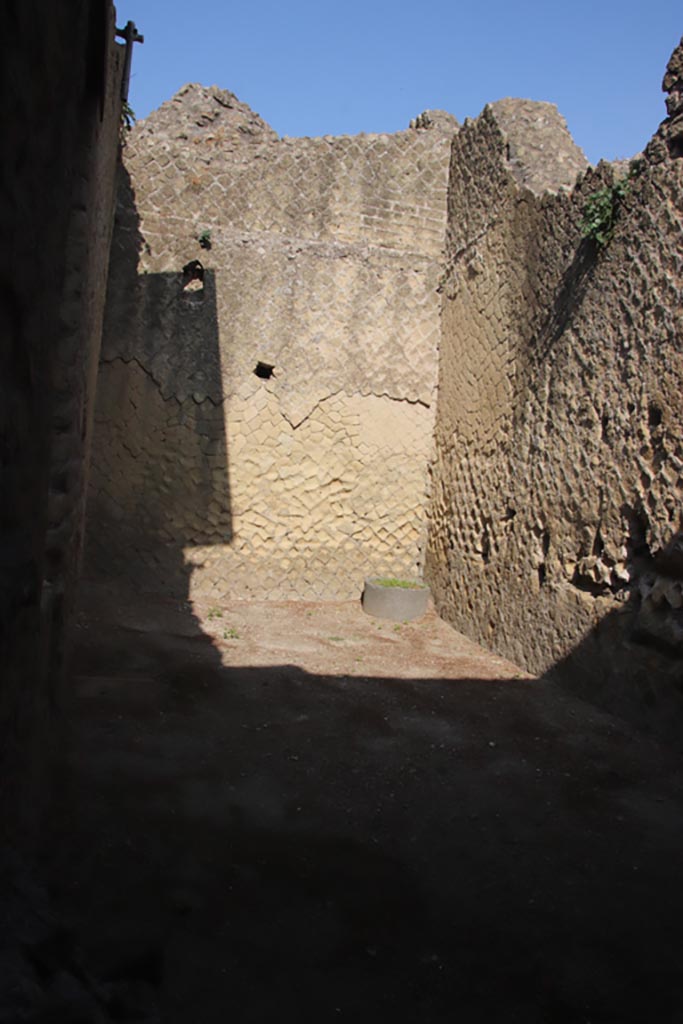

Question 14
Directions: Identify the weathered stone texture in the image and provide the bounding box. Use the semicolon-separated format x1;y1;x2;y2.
0;1;123;837
89;47;682;722
487;99;588;193
661;36;683;158
88;85;454;599
426;97;683;724
0;4;124;1017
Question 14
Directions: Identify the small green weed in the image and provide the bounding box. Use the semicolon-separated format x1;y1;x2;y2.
581;175;632;247
223;626;240;640
197;228;212;250
120;100;136;144
328;636;344;643
207;606;223;621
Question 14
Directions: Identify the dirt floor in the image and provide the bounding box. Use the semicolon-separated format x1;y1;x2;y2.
49;580;683;1023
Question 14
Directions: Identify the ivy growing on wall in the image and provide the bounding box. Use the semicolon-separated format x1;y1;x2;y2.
580;174;633;247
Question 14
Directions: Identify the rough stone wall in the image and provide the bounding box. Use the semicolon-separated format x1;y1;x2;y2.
0;3;124;1015
88;42;683;722
0;1;123;839
88;86;455;599
426;81;683;724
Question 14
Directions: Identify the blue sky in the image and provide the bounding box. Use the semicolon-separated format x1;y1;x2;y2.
115;1;680;164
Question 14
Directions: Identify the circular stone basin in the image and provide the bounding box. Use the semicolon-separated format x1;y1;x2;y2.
362;577;430;622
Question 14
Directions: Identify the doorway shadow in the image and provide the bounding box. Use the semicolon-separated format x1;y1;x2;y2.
84;163;230;602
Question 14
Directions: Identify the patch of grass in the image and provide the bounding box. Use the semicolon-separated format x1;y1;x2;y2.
223;626;240;640
374;577;425;589
207;607;223;621
328;636;344;643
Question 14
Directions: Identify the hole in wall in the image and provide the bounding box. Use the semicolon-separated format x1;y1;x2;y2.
481;526;491;564
538;527;550;586
669;135;683;159
182;259;204;295
648;403;662;429
542;528;550;558
622;505;650;562
254;362;275;380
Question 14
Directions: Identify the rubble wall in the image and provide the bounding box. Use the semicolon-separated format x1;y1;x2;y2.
426;86;683;724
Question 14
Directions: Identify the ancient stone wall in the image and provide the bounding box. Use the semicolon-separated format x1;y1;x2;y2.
426;80;683;725
0;3;124;1013
89;41;683;723
88;87;455;599
0;1;123;840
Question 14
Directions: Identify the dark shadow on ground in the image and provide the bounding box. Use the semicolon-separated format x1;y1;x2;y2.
48;584;683;1024
547;596;683;747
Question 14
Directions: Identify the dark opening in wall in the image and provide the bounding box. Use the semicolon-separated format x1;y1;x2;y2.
669;135;683;160
538;528;550;586
481;525;491;564
254;361;274;380
182;259;204;295
648;403;663;429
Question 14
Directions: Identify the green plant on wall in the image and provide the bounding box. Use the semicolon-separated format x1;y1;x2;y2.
580;175;632;247
197;228;212;250
120;100;136;143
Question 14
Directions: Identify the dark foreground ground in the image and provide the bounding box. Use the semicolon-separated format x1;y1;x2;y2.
48;581;683;1023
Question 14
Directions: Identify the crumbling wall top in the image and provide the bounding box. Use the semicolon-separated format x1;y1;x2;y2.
485;98;589;194
134;82;279;144
663;36;683;96
645;36;683;162
409;109;460;134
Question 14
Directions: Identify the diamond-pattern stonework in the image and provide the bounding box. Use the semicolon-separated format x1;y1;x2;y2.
86;63;683;723
88;84;454;599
